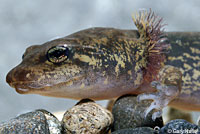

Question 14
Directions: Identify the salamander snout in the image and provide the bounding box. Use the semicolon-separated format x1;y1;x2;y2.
6;65;39;94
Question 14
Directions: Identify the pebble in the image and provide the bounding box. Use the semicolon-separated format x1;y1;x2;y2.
62;99;113;134
111;127;156;134
159;119;200;134
0;109;62;134
112;95;163;131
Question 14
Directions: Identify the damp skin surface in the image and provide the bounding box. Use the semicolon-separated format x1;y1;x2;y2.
6;10;200;114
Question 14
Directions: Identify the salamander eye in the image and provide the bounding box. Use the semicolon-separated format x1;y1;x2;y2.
47;46;70;64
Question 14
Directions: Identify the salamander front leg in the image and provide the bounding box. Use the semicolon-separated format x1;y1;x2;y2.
137;65;182;120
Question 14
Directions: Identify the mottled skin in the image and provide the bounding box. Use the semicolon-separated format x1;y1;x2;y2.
6;28;146;99
6;11;200;118
166;32;200;110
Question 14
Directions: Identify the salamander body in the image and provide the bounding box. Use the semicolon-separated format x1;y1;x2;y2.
6;10;200;118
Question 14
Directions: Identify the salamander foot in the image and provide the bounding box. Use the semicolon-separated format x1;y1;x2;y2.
137;65;182;120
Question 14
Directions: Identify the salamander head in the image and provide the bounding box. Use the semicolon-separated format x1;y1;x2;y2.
6;28;144;99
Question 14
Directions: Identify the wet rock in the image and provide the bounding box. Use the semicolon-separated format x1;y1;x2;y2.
112;95;163;131
111;127;156;134
62;99;113;134
159;119;200;134
37;109;62;134
0;109;62;134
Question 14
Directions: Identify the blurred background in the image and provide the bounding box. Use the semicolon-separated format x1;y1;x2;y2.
0;0;200;122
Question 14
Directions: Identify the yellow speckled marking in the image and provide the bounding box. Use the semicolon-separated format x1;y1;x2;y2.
168;56;185;62
75;54;98;66
54;75;58;79
38;75;45;82
193;69;200;80
46;75;51;79
193;62;200;67
134;71;143;86
183;53;200;60
67;80;73;86
114;54;126;75
181;89;191;94
182;73;191;82
115;65;119;75
80;83;85;88
26;73;30;78
176;40;182;46
183;63;192;71
192;41;200;45
128;70;132;75
190;47;200;54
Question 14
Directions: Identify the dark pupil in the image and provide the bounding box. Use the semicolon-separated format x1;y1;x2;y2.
51;49;65;58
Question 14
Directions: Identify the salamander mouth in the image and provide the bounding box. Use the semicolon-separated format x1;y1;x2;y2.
8;81;48;94
8;75;85;94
